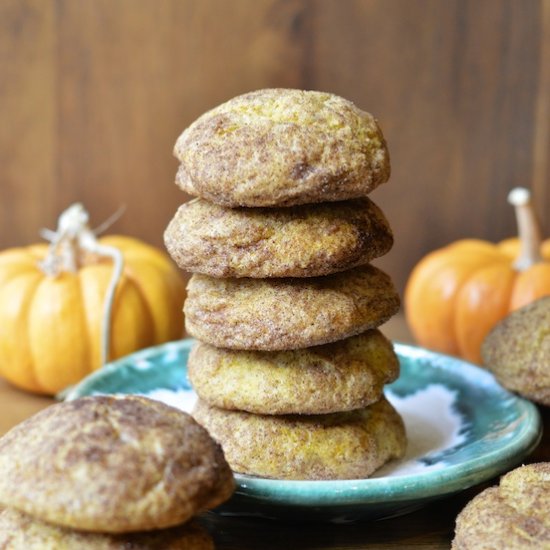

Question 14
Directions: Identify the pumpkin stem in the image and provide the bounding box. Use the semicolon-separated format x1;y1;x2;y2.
39;203;124;367
508;187;543;270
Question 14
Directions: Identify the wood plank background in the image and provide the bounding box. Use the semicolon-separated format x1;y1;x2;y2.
0;0;548;295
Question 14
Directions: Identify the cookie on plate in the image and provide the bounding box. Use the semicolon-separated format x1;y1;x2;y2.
0;507;214;550
193;396;406;480
0;395;234;533
164;197;393;278
184;264;400;350
174;88;390;207
452;462;550;549
188;330;399;414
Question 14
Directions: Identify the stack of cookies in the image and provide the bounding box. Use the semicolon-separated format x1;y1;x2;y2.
165;89;406;480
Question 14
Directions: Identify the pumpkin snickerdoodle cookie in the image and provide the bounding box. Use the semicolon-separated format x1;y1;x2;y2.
164;197;393;278
0;508;214;550
188;330;399;415
174;88;390;207
452;462;550;549
184;264;400;350
193;396;406;480
0;395;234;534
481;296;550;406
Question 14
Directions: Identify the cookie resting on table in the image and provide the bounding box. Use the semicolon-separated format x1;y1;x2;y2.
0;395;234;533
452;462;550;549
0;508;214;550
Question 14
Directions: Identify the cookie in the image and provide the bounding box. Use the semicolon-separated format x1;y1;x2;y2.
0;508;214;550
188;330;399;414
164;198;393;278
481;296;550;406
184;264;400;350
193;396;406;480
452;462;550;549
0;396;234;533
174;88;390;207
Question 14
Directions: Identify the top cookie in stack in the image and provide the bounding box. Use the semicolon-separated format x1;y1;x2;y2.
165;89;406;480
172;88;390;208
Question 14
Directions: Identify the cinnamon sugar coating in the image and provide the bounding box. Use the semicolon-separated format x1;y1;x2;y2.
193;396;406;480
174;88;390;207
0;396;234;533
453;463;550;549
184;265;400;350
164;197;393;278
0;508;214;550
188;330;399;414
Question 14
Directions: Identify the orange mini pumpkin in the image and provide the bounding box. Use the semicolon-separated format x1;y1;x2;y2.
0;204;186;395
405;188;550;364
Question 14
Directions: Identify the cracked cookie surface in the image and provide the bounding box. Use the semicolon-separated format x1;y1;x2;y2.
188;330;399;414
193;396;406;480
174;88;390;207
0;396;234;533
184;264;400;350
165;197;393;278
452;463;550;549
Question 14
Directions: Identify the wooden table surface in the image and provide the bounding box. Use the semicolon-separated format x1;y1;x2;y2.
0;314;547;549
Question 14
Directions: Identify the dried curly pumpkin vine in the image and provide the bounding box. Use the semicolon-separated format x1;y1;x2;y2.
39;203;124;368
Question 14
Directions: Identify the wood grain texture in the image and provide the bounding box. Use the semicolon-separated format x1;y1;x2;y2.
310;0;546;291
533;0;550;231
0;0;57;243
0;0;548;295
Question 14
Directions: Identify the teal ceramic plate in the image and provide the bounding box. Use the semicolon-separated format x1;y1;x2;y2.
64;340;542;522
